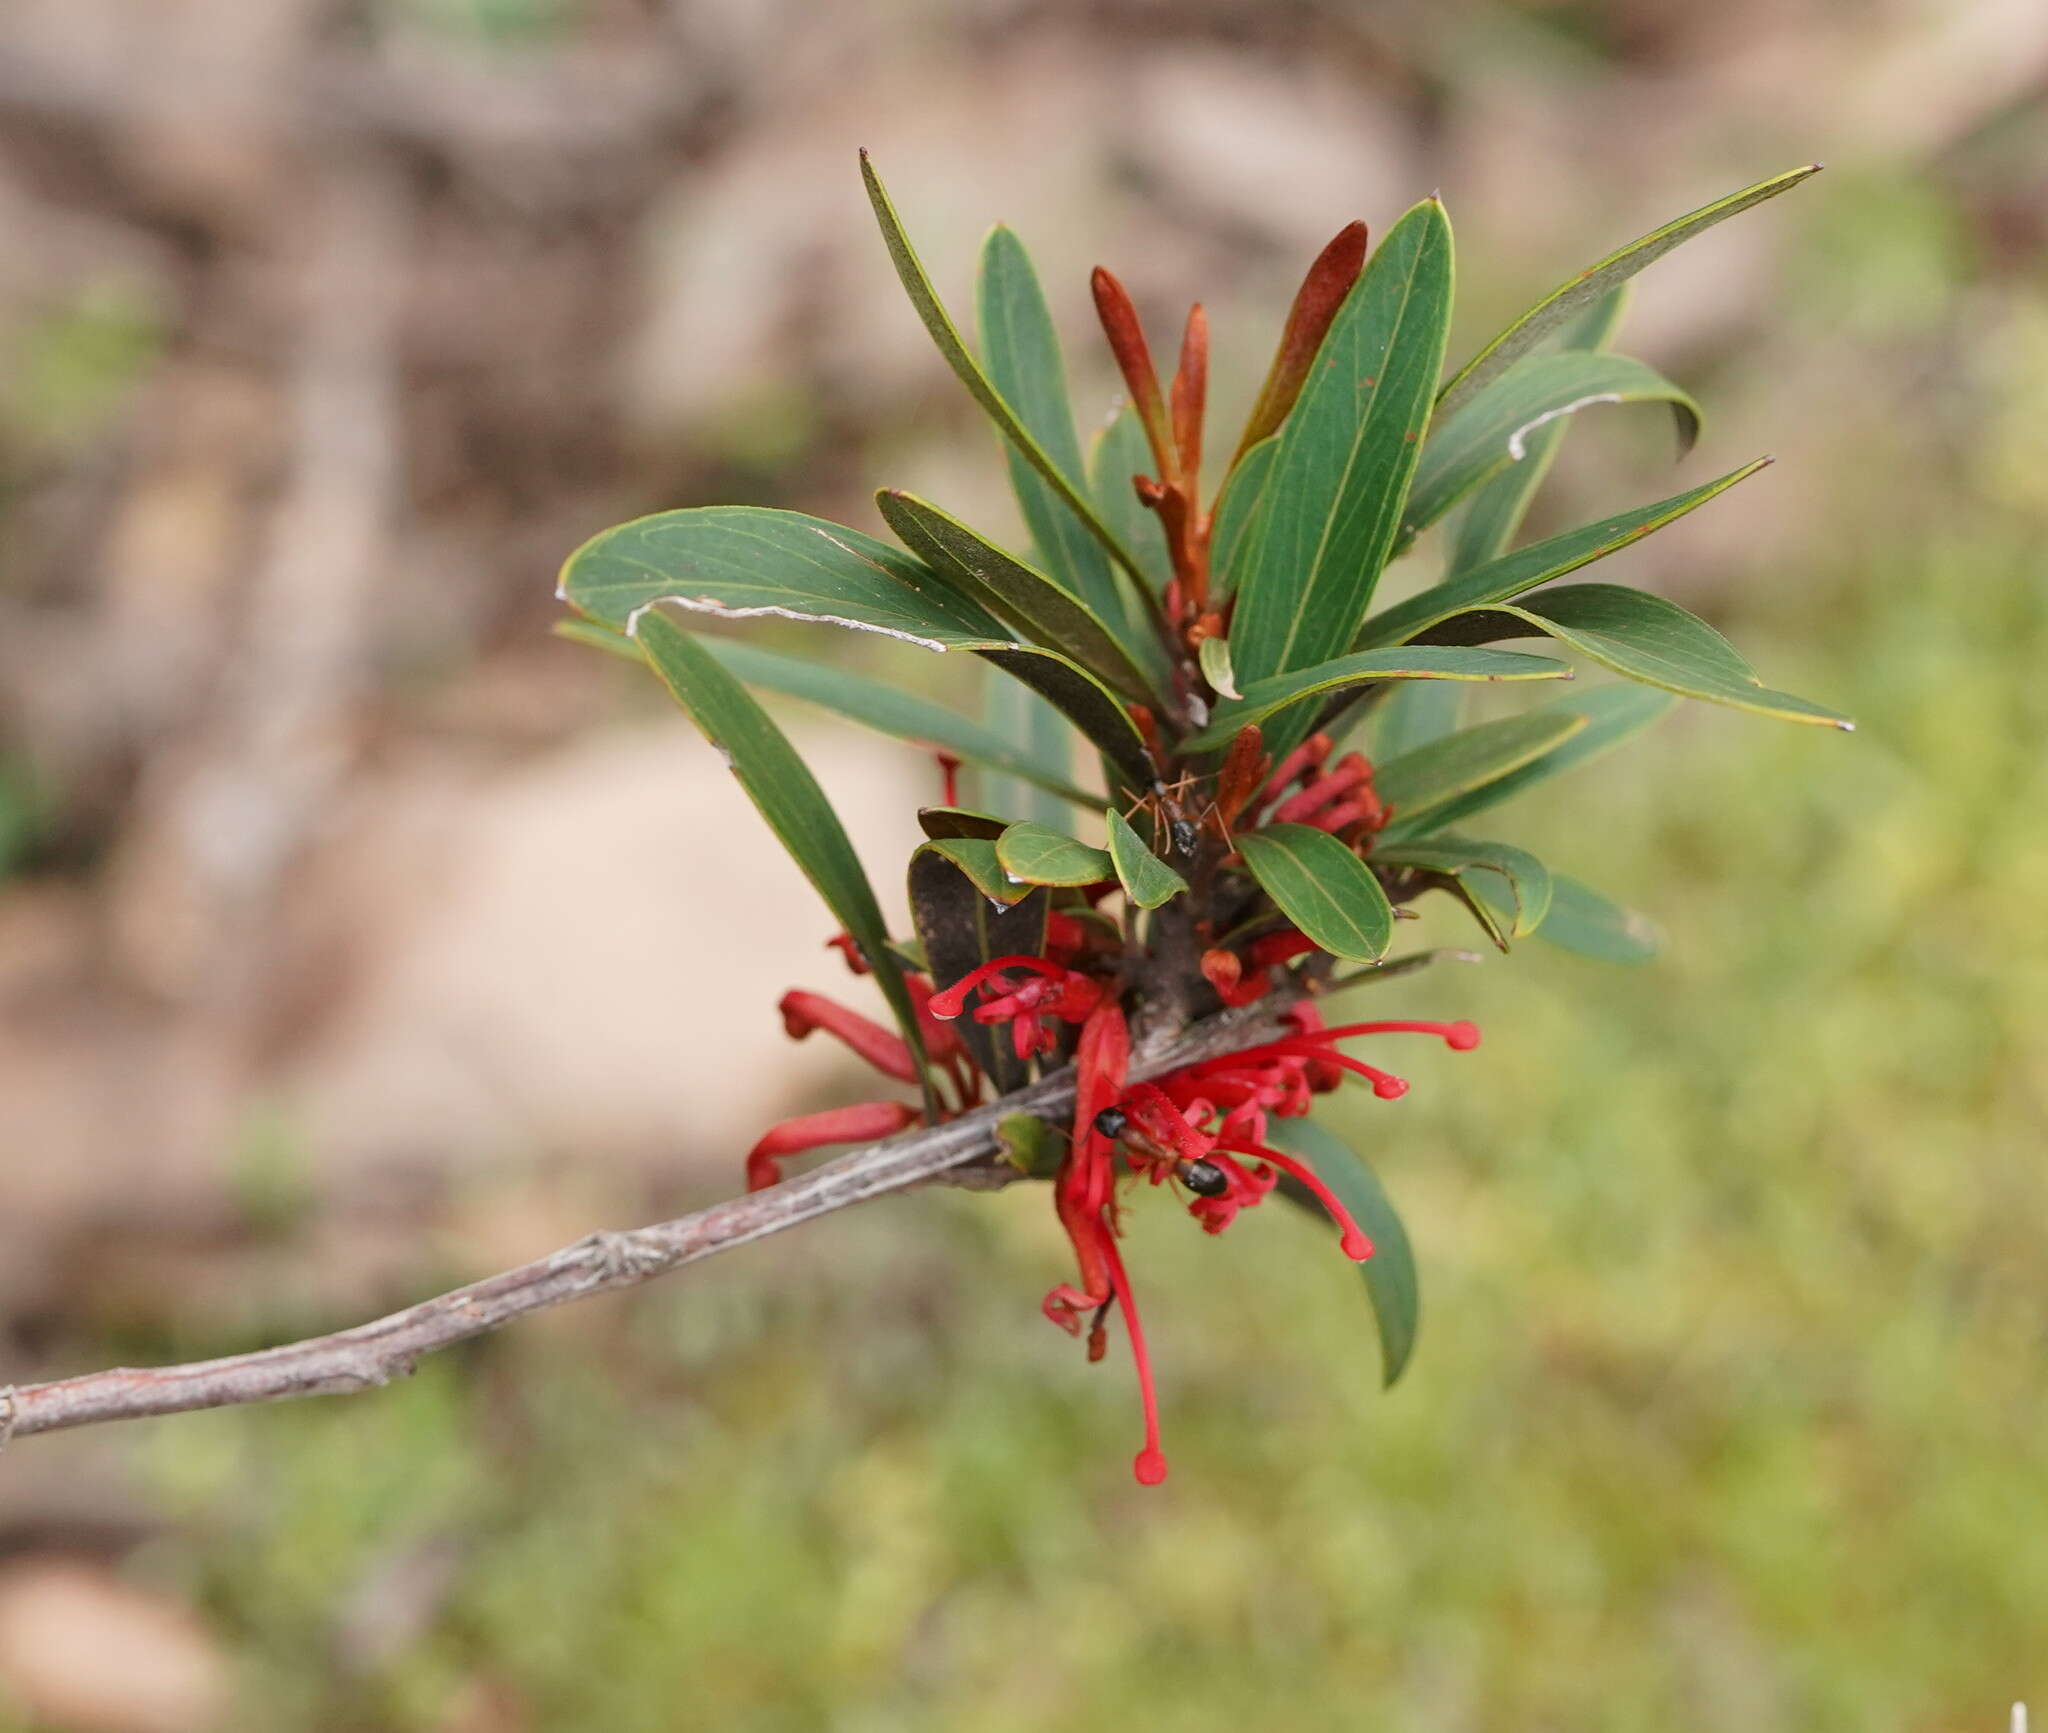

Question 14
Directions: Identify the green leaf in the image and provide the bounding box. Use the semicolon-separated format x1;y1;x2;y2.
923;837;1034;906
1197;635;1240;701
1105;807;1189;909
1534;873;1661;963
995;820;1115;888
1370;835;1554;938
876;491;1160;705
1368;681;1463;761
700;637;1096;808
1427;583;1855;729
1397;682;1674;835
552;617;641;662
1236;824;1394;963
978;226;1128;630
1088;406;1173;592
1374;711;1590;826
860;152;1144;585
1437;164;1822;420
995;1111;1066;1179
1184;646;1571;751
631;608;933;1103
1406;352;1700;539
1207;433;1278;598
908;847;1049;1090
561;505;1009;643
1231;199;1456;690
1264;1117;1419;1386
978;644;1154;791
1358;459;1771;650
978;668;1074;827
917;807;1008;841
1448;286;1630;576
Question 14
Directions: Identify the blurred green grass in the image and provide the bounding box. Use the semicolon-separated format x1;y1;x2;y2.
111;502;2048;1730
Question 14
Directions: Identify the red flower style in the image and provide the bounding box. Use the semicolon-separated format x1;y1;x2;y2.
1054;999;1481;1484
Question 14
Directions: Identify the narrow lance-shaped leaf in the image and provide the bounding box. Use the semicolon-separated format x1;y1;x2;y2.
1368;681;1463;761
1369;836;1554;938
1236;824;1394;963
876;490;1161;706
1395;682;1674;836
1448;286;1630;576
908;846;1049;1091
561;505;1009;644
1087;405;1173;592
1207;433;1278;599
995;820;1116;888
1184;645;1570;752
978;668;1079;824
560;618;1100;813
860;151;1147;585
976;643;1155;792
1404;351;1700;540
1374;711;1590;829
1105;807;1189;909
1229;219;1370;466
978;226;1128;630
1264;1117;1420;1387
1421;584;1854;729
1232;198;1455;700
631;608;935;1107
1357;458;1771;650
706;636;1096;808
1535;873;1661;964
1437;164;1822;419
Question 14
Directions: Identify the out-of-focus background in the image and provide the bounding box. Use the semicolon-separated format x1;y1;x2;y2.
2;0;2044;1727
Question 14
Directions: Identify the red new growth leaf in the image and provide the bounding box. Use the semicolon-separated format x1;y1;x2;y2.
1091;267;1174;485
1213;725;1269;831
1231;219;1370;466
1171;303;1208;505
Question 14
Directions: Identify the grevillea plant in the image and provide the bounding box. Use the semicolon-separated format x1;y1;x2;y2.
556;155;1848;1485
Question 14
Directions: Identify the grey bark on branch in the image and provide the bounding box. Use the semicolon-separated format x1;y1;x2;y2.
0;997;1305;1449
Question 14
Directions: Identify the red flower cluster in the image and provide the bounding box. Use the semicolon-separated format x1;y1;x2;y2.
743;926;1480;1490
1050;999;1480;1485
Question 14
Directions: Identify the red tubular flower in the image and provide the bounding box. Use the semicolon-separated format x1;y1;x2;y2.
1048;1003;1172;1484
1247;927;1319;969
746;1100;919;1192
778;990;918;1083
1200;946;1268;1008
926;955;1106;1063
825;932;871;975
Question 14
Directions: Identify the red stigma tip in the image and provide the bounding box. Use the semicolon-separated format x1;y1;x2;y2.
1447;1021;1480;1050
1372;1074;1410;1100
1134;1448;1169;1486
1339;1228;1374;1261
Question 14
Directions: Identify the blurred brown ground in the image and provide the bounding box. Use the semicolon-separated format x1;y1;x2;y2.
1;2;2044;1727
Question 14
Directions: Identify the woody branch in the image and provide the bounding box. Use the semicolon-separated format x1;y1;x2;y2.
0;996;1309;1448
